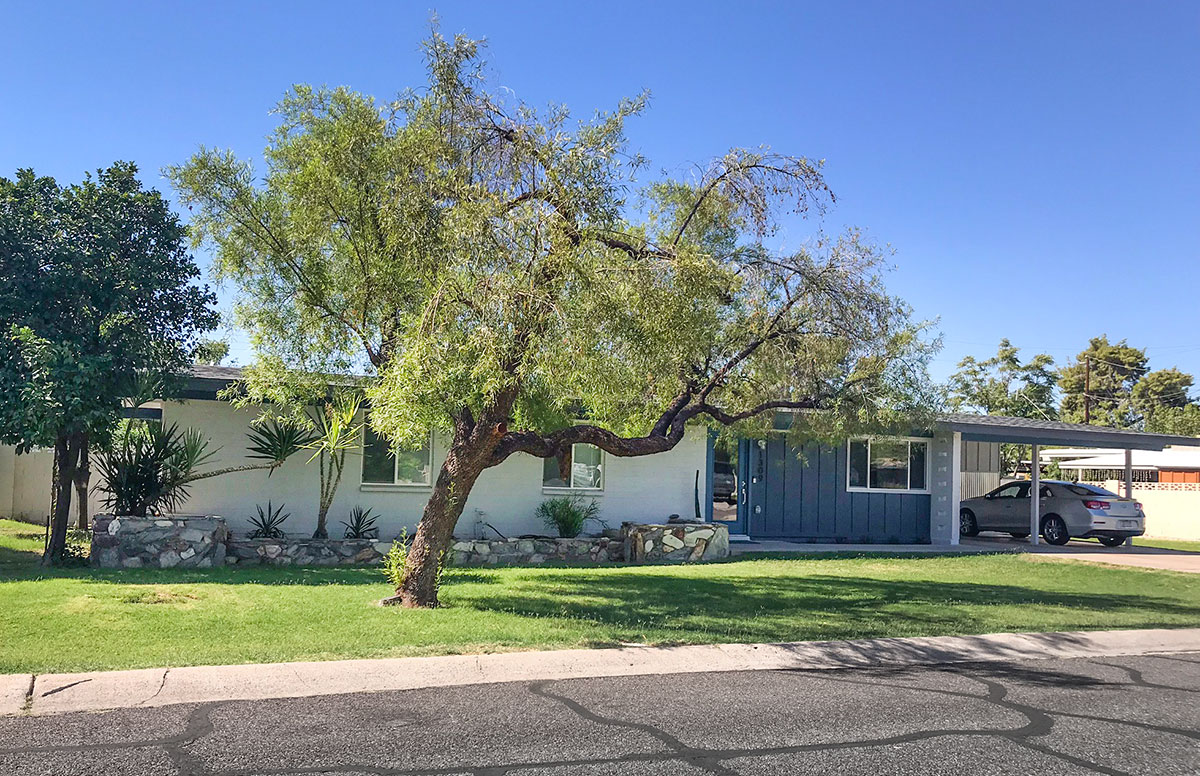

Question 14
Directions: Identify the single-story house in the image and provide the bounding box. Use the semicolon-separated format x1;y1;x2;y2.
2;366;1199;545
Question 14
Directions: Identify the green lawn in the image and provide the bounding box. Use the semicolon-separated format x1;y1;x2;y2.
2;518;1199;675
1134;537;1200;553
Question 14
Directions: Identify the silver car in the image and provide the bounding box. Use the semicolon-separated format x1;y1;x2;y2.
960;480;1145;546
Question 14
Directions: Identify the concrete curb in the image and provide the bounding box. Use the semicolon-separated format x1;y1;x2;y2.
12;627;1200;717
0;674;32;716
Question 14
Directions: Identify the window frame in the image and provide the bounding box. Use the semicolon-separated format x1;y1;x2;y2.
542;442;605;493
845;436;932;495
360;429;435;490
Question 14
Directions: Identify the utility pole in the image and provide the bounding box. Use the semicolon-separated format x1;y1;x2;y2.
1084;355;1091;424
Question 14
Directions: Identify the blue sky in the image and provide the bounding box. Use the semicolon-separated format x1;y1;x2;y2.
2;1;1197;384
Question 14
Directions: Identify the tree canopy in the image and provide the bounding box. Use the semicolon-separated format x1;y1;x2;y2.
0;162;218;562
170;30;937;605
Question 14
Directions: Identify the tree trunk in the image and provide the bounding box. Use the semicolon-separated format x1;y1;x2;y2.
383;420;503;608
42;431;82;567
74;435;90;531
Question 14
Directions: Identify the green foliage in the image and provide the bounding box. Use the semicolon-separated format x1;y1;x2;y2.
341;506;379;539
96;421;215;517
948;339;1057;420
535;496;601;539
169;29;937;454
248;501;290;539
381;529;409;588
1058;336;1148;427
245;419;317;469
0;163;218;452
193;339;230;366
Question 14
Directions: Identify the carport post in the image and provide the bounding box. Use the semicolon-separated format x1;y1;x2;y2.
1124;449;1134;547
1029;444;1040;545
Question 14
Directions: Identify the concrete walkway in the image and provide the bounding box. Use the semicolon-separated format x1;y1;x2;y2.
5;627;1198;717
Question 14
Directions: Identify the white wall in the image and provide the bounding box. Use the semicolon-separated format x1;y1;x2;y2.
163;399;709;539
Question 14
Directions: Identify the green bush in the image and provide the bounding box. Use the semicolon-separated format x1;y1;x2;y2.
381;528;409;588
535;496;600;539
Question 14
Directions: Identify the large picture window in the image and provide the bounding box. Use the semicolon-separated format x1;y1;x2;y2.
847;438;929;493
361;424;433;486
542;443;604;490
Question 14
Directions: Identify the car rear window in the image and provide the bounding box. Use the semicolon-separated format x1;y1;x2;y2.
1064;483;1117;497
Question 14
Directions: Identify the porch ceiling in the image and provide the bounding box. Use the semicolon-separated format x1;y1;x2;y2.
937;413;1200;451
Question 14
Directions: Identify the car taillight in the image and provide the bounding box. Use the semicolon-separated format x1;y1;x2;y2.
1084;500;1109;510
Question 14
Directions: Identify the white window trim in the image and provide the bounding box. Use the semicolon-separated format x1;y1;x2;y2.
846;436;932;495
360;432;435;490
542;442;605;494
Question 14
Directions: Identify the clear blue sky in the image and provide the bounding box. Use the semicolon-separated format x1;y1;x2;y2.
2;1;1197;383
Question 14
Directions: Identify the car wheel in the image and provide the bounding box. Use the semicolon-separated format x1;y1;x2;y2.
1041;515;1070;546
1098;536;1126;547
1009;532;1030;539
959;509;979;537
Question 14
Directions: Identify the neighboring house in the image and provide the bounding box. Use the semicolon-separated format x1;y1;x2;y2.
2;367;1198;545
1050;447;1200;541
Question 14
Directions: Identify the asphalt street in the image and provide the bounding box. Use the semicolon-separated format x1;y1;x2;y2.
1;652;1197;775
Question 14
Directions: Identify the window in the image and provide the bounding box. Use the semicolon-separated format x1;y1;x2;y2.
361;424;432;486
847;438;930;493
542;444;603;490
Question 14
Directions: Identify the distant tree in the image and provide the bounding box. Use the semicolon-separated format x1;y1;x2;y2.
0;164;218;564
1058;336;1148;427
193;338;230;366
948;339;1057;472
170;30;937;607
948;339;1057;419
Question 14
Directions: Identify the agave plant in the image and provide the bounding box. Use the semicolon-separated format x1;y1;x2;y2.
340;505;379;539
248;501;290;539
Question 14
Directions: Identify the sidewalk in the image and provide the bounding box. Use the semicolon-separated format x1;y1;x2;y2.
5;627;1198;717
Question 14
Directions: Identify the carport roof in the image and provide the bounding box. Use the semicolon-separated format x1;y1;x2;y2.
937;413;1200;451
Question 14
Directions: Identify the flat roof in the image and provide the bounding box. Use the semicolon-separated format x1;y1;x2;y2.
937;413;1200;451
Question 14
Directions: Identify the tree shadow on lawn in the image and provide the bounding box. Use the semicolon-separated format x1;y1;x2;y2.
449;572;1200;645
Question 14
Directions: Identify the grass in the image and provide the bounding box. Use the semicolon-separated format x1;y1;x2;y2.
1134;537;1200;553
2;518;1199;674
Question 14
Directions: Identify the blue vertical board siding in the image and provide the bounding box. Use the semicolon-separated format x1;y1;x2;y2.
750;439;931;543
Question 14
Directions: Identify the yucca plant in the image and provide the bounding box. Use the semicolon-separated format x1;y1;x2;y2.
248;501;290;539
341;506;379;539
97;421;215;516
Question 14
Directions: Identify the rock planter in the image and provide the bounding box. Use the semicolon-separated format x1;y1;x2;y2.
622;522;730;562
91;515;229;569
225;537;391;567
450;536;623;566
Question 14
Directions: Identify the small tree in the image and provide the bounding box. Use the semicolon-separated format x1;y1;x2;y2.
0;164;218;564
171;30;936;607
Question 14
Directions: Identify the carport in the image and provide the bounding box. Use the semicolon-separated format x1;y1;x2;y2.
936;414;1200;546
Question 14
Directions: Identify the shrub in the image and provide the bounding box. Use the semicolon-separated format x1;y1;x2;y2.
341;506;379;539
248;501;290;539
381;528;409;588
536;496;600;539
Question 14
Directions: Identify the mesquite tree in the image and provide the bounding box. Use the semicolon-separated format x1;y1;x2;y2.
0;164;218;565
171;31;936;607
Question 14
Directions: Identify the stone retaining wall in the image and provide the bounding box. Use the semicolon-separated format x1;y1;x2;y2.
91;515;228;569
450;536;623;566
450;523;730;565
226;537;391;566
623;523;730;562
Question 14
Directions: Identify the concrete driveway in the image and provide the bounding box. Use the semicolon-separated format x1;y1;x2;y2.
1;651;1197;775
963;535;1200;573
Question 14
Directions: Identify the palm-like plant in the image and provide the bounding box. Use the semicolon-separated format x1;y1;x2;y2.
306;391;364;539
